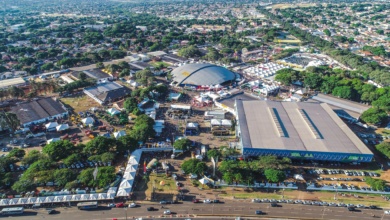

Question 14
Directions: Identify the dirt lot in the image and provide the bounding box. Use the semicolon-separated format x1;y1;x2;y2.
61;95;99;113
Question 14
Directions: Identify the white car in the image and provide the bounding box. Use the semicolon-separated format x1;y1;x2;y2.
203;199;212;204
129;203;136;208
107;203;116;208
163;210;171;215
385;211;390;215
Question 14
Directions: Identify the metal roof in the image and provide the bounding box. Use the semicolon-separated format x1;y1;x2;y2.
171;63;235;86
237;100;372;155
0;77;26;89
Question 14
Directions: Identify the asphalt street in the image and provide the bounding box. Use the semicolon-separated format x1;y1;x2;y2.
4;201;390;220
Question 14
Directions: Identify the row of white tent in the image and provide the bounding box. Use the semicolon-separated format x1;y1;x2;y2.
0;191;117;207
243;62;287;78
45;122;69;132
116;150;142;197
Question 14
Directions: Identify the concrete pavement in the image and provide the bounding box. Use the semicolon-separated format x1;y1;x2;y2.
8;201;390;220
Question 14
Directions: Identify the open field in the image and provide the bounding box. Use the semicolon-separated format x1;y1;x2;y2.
150;61;170;68
61;95;98;113
271;3;318;9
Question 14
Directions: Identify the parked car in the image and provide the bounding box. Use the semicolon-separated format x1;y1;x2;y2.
163;210;171;215
203;199;212;204
255;210;264;215
147;207;156;211
107;203;116;208
116;202;124;208
192;199;200;203
129;203;136;208
159;200;167;204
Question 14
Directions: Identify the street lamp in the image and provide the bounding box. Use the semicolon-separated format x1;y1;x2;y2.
124;207;128;220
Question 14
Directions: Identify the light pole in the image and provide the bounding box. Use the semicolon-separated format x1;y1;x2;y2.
124;207;128;220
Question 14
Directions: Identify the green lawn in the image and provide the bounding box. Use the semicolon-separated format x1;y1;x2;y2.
150;61;170;68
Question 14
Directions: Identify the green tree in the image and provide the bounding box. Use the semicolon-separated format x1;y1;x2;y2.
63;153;82;166
264;169;286;183
323;29;331;37
375;142;390;159
304;73;323;90
7;148;25;158
117;135;138;153
130;114;155;142
177;45;201;58
181;159;207;175
365;177;386;191
0;112;20;132
21;150;45;165
12;179;35;193
79;72;87;81
123;97;138;113
207;149;222;159
43;140;74;161
101;152;115;163
54;169;77;187
222;172;234;184
275;68;300;85
173;138;191;151
84;136;117;155
360;108;387;125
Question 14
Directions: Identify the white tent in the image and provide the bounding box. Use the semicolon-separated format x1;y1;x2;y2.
53;196;63;202
56;124;69;132
45;122;59;130
123;172;135;180
119;179;133;189
80;194;89;201
26;197;36;204
47;138;61;144
8;198;18;205
113;130;126;139
0;199;8;206
107;187;117;195
107;108;121;116
89;194;98;201
17;198;27;205
116;188;131;197
72;195;81;201
106;193;115;199
62;195;72;202
35;197;45;204
125;165;137;173
98;193;107;200
82;117;94;125
199;178;209;185
44;196;54;203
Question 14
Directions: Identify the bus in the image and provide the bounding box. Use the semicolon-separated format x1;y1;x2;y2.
77;201;98;210
1;207;24;215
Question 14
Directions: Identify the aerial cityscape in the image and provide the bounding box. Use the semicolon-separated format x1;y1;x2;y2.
0;0;389;219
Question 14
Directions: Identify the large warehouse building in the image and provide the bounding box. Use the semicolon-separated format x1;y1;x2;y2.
171;63;236;87
235;100;373;162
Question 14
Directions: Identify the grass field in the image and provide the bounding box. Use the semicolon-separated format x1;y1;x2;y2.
61;96;98;113
150;61;170;68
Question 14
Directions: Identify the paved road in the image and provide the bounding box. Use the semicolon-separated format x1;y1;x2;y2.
7;201;390;220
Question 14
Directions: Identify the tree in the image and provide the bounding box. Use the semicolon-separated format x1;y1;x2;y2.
223;172;234;184
304;73;323;90
181;159;207;175
275;68;300;85
257;156;291;170
63;153;82;166
173;138;191;151
101;152;115;163
79;72;87;81
264;169;286;183
332;86;353;99
84;136;117;155
43;140;74;161
365;177;386;191
12;179;35;193
0;111;20;132
22;150;44;165
177;45;201;58
54;169;77;187
78;166;115;188
130;114;155;142
7;148;25;158
117;135;138;153
41;62;54;71
360;108;387;125
207;149;222;159
123;97;138;113
323;29;331;37
375;142;390;159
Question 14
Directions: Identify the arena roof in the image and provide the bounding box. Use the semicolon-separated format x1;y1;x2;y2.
237;100;372;155
171;63;235;86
